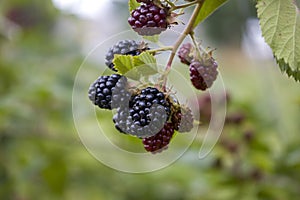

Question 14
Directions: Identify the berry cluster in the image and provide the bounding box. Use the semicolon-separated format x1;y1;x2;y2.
88;71;194;152
87;0;222;154
89;81;194;153
89;38;197;153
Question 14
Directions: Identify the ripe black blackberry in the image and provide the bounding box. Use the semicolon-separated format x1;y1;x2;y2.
178;43;194;65
105;40;148;72
142;122;174;153
88;74;130;110
189;58;218;91
172;105;194;133
113;87;171;138
128;4;169;36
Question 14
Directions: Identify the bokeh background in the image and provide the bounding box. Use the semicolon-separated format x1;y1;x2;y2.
1;0;300;199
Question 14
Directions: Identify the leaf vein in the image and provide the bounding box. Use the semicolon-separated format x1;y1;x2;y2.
270;0;282;43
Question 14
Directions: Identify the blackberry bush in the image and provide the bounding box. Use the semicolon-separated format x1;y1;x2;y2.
88;74;130;110
87;0;225;153
142;122;175;153
128;3;170;36
105;40;148;72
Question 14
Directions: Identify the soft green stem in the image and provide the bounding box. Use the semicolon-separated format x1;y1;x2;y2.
189;32;201;59
148;46;173;54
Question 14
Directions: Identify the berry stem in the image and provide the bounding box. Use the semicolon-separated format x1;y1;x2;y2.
161;0;205;89
189;32;201;59
148;46;173;54
189;33;216;62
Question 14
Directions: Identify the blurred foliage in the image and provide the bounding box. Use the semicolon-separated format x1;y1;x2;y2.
0;0;300;200
201;0;257;46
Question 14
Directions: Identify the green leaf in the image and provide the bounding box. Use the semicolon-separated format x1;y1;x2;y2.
113;52;158;80
278;58;300;81
257;0;300;82
135;51;156;65
113;54;135;75
193;0;228;28
129;0;140;12
133;52;158;76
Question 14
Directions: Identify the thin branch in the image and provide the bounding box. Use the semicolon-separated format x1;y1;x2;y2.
148;46;173;54
161;0;205;89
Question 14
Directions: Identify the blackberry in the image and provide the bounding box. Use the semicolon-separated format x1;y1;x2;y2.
88;74;130;110
105;40;147;72
189;59;218;91
113;87;171;138
172;105;193;133
142;122;174;153
128;4;169;36
178;43;194;65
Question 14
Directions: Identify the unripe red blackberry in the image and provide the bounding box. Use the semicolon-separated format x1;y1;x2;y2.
88;74;130;110
189;58;218;91
105;40;148;72
172;105;194;133
113;87;171;138
178;43;194;65
128;4;169;36
142;122;174;153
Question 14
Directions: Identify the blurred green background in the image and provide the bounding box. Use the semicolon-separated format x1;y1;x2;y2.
1;0;300;199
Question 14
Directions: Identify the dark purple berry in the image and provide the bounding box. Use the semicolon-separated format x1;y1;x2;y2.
128;4;169;36
142;122;174;153
189;59;218;91
88;74;130;110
